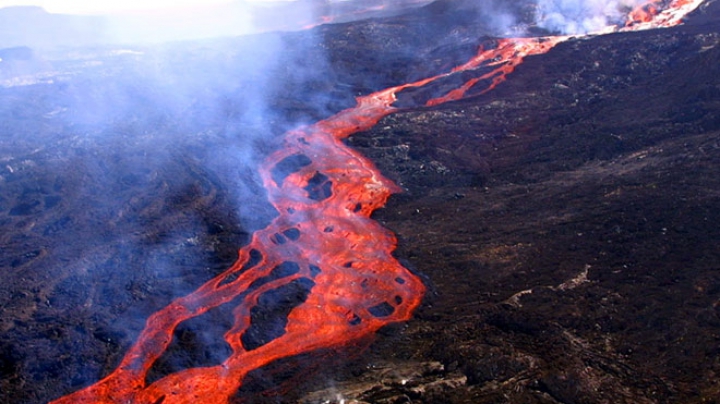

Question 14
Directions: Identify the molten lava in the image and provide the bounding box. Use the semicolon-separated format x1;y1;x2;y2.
627;0;662;25
51;1;705;403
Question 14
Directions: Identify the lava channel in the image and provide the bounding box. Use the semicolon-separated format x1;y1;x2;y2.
51;0;705;403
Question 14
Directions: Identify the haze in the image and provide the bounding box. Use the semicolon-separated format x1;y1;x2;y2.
0;0;313;47
0;0;283;15
0;0;435;47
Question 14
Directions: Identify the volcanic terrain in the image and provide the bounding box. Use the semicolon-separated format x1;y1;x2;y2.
1;1;719;403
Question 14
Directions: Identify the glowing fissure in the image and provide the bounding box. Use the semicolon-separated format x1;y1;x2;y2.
52;1;704;403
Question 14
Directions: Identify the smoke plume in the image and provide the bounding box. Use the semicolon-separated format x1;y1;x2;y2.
534;0;649;34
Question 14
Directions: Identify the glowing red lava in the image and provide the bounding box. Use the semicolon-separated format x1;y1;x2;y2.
51;1;704;403
627;0;663;25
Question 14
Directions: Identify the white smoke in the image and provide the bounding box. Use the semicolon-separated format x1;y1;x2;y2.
535;0;649;34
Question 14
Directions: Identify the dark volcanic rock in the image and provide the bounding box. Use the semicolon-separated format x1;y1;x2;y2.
337;8;720;404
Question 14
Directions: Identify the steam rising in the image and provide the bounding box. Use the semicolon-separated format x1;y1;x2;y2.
534;0;648;34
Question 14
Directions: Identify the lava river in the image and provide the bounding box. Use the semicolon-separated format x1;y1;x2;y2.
51;0;706;403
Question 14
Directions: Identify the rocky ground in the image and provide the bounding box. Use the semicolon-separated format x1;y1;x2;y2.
338;22;720;404
1;1;719;403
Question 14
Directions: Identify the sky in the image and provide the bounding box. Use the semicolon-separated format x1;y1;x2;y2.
0;0;292;14
0;0;311;45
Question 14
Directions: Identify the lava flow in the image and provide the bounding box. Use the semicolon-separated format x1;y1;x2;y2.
51;1;705;403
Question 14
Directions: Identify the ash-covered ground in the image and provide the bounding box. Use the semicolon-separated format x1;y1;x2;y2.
1;1;719;403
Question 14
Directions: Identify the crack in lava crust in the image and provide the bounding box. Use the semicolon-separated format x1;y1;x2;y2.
50;0;705;402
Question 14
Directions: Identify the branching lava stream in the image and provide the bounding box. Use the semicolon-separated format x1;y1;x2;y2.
51;1;705;402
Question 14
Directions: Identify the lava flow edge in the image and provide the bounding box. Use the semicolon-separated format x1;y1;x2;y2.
49;0;707;403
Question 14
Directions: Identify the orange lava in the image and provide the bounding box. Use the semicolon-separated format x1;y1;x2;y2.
627;0;663;25
425;36;567;106
51;1;705;403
